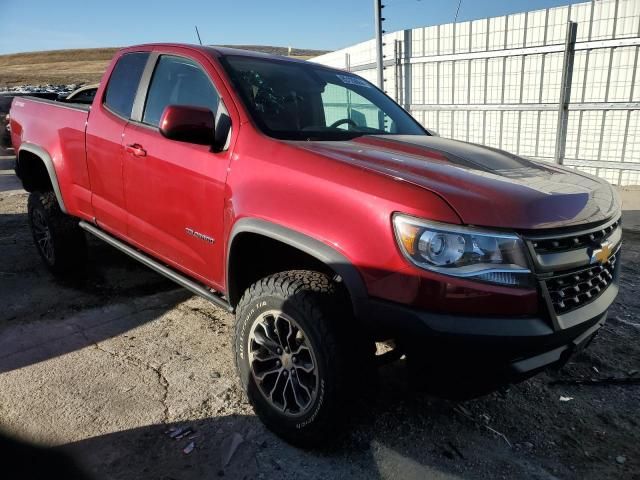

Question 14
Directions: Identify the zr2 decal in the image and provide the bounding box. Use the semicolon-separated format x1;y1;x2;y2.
185;227;215;244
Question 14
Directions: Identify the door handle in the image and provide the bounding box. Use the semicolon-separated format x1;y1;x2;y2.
125;143;147;157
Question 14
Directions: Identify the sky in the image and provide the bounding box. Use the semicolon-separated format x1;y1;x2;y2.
0;0;577;55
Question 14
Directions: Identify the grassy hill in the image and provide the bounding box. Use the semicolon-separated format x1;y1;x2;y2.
0;48;118;87
0;45;329;88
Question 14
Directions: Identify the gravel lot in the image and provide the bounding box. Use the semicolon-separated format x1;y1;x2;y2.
0;151;638;479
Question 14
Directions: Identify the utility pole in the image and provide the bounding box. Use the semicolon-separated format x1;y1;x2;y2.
374;0;385;90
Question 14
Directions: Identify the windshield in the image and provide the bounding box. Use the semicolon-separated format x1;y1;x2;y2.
220;55;427;141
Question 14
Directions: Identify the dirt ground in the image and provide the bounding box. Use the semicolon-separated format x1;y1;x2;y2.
0;151;638;480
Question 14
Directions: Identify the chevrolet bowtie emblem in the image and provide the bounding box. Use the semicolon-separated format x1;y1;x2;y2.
590;240;613;265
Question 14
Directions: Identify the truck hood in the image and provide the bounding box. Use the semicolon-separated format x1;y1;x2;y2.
288;135;620;230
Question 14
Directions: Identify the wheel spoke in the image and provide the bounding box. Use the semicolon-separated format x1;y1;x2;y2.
269;370;289;411
261;316;281;344
290;369;311;410
252;361;281;381
252;326;280;355
292;343;310;355
252;348;279;362
282;375;293;412
294;363;314;374
293;346;315;373
30;208;54;262
274;315;291;351
285;323;299;353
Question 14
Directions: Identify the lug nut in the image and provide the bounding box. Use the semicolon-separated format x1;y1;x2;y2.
276;360;281;367
277;348;282;354
292;356;297;363
283;371;288;377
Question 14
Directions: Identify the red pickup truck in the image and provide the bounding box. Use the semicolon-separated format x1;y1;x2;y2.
10;44;621;446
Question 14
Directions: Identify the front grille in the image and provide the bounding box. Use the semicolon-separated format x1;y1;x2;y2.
531;218;620;254
545;247;619;315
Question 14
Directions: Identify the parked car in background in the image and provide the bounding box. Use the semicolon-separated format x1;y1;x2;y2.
9;44;622;447
57;84;99;105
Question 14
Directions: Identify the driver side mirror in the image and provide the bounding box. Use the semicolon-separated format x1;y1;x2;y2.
159;104;231;152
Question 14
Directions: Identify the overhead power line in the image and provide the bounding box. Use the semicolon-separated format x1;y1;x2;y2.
454;0;462;23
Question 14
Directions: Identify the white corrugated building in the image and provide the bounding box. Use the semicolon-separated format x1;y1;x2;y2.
312;0;640;185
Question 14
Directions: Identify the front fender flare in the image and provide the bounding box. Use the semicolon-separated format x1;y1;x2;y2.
227;218;368;315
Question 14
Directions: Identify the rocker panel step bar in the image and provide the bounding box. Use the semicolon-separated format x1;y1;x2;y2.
79;221;232;312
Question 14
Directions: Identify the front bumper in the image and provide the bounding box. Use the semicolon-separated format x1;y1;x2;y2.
366;280;617;382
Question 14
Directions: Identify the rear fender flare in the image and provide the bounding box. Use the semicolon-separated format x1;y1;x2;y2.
18;142;67;213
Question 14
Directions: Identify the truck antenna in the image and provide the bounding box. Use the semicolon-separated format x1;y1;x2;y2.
195;25;203;45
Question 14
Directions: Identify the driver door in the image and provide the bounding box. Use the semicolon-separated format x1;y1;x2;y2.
122;54;230;287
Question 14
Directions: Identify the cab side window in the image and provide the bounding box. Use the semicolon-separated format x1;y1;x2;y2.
104;52;150;118
143;55;220;127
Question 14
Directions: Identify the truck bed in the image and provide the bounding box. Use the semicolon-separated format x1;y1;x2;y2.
10;95;90;151
10;95;92;216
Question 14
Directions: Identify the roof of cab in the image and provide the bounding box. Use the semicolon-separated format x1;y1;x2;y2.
124;43;313;65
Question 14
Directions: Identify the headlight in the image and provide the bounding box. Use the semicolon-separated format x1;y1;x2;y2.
393;213;532;287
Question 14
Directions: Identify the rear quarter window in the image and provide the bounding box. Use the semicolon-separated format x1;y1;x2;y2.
104;52;150;118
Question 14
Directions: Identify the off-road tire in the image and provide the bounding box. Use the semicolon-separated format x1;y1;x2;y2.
234;270;353;447
27;191;87;276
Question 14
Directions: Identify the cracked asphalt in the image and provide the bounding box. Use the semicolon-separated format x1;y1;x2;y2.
0;152;639;479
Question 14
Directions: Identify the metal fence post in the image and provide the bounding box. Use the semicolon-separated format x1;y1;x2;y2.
374;0;385;89
394;40;400;102
555;21;578;165
403;29;412;110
